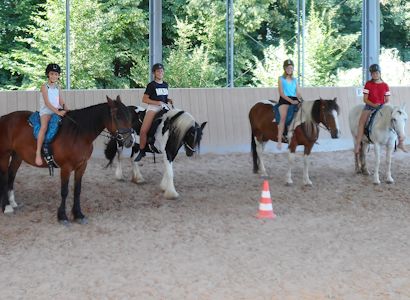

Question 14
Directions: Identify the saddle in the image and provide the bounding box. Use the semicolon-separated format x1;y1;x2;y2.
28;112;61;176
132;107;169;156
364;107;382;144
273;104;298;142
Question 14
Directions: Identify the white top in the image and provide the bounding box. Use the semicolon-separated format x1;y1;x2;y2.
39;84;60;110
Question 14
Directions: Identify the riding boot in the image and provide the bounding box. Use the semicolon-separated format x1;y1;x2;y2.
134;149;146;162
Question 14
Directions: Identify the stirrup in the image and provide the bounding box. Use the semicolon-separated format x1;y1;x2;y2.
148;144;161;154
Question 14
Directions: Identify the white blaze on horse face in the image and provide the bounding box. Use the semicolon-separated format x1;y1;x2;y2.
332;109;340;134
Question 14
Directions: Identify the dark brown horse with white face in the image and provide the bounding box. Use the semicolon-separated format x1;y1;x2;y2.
249;98;340;186
0;96;133;224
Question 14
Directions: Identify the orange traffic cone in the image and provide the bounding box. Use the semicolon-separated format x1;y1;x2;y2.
256;180;276;219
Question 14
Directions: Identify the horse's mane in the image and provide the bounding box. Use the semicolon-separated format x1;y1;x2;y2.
60;103;109;136
166;109;196;146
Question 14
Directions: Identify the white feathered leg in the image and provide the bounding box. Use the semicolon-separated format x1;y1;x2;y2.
131;160;145;183
8;190;18;208
161;159;178;199
4;190;17;214
385;144;394;184
303;154;312;186
114;150;123;180
255;139;268;177
373;143;381;185
286;152;295;185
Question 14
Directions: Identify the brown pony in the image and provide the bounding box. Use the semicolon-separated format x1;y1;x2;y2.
0;96;133;225
249;98;340;186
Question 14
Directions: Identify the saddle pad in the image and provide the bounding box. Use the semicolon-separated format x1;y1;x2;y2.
364;107;381;143
28;112;62;144
274;104;298;127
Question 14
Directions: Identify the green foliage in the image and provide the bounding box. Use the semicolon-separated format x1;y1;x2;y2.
164;18;222;87
0;0;409;89
303;2;359;86
252;40;294;87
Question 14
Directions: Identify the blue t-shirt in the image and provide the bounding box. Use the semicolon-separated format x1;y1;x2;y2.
144;81;169;104
280;76;297;97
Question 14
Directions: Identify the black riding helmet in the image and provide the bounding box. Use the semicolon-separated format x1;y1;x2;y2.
45;63;61;76
152;63;164;73
369;64;381;73
283;59;294;70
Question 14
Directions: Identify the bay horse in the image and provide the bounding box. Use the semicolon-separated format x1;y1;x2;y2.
349;104;407;184
105;106;207;199
249;98;340;186
0;96;133;224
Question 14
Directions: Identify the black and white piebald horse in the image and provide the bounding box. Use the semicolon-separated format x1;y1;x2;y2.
105;106;207;199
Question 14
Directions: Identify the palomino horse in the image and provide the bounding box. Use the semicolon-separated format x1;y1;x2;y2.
249;98;340;186
0;96;133;224
349;104;407;184
105;106;207;199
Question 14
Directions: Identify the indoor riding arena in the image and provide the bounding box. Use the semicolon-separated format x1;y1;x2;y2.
1;87;410;299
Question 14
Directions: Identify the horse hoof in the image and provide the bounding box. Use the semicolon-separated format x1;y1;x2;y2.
362;170;370;176
131;178;145;184
164;192;179;199
4;205;14;214
386;179;394;184
59;219;71;227
75;217;88;225
304;182;313;187
285;182;293;186
373;181;380;185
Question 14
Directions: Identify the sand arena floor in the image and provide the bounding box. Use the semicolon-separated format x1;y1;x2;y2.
1;150;410;299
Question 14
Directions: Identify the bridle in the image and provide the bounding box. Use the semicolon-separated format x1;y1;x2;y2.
390;109;407;137
103;103;135;143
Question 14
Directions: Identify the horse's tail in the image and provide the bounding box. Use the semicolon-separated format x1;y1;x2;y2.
251;132;259;173
104;137;118;168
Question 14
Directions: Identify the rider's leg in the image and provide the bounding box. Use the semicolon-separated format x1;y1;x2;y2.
35;114;51;166
355;110;371;154
135;110;156;161
277;104;289;150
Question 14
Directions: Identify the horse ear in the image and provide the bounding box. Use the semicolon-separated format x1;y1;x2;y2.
106;95;114;106
200;122;207;130
319;97;323;100
333;97;337;102
116;95;122;102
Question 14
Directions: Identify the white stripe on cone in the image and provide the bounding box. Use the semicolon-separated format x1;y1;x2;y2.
259;203;273;211
261;190;271;198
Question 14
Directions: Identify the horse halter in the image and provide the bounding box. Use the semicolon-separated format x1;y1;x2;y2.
109;104;134;143
318;103;338;133
183;126;199;152
390;109;407;137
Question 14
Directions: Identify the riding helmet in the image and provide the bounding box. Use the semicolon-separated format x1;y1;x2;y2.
152;63;164;73
283;59;294;69
369;64;381;73
45;63;61;75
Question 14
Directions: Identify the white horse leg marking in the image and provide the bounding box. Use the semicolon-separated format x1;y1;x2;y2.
4;205;14;214
255;139;268;177
385;144;394;184
303;154;312;186
8;190;18;208
161;159;178;199
286;152;295;185
114;150;123;180
373;143;381;185
131;160;145;183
